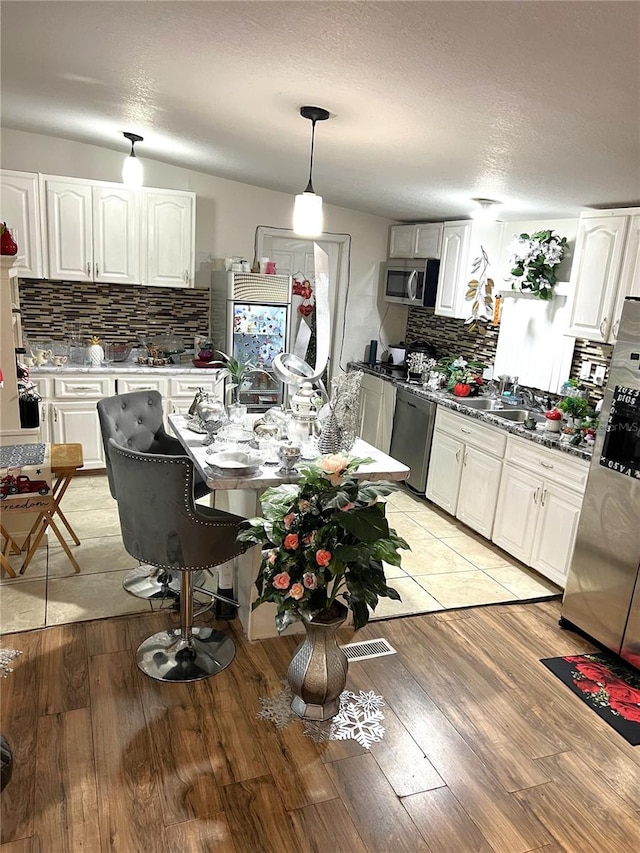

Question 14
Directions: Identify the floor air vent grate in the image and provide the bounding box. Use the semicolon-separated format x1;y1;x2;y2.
339;638;397;662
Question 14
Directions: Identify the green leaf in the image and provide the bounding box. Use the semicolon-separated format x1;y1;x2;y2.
336;506;389;541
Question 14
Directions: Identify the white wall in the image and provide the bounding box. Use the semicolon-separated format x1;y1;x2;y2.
0;127;407;369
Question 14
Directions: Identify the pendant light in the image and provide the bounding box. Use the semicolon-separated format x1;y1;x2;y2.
121;132;144;187
470;198;501;221
293;106;330;237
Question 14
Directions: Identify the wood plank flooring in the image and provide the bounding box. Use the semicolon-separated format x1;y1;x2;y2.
2;600;640;852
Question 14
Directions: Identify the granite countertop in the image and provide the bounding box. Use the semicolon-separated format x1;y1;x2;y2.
351;362;593;463
30;363;225;376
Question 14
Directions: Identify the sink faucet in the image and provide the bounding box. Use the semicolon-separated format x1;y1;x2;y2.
519;387;546;411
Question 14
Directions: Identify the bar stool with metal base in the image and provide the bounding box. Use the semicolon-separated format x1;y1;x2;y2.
107;439;247;682
98;390;210;601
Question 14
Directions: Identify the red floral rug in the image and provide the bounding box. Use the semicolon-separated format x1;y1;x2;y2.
541;653;640;745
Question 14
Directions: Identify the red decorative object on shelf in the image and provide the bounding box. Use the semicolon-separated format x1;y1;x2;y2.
0;223;18;256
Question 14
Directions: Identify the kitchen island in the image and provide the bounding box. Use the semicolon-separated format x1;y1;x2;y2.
168;413;409;641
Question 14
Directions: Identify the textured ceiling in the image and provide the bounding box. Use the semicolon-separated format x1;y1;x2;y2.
1;1;639;221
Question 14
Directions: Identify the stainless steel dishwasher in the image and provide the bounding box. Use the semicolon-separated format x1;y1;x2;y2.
389;388;437;495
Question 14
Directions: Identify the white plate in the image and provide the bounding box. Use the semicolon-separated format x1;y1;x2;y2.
207;449;264;476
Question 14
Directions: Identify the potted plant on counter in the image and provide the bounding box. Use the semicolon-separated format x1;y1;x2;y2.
557;395;590;428
438;356;487;397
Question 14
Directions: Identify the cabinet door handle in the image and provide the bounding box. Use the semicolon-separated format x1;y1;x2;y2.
612;319;620;339
463;450;468;467
53;407;58;423
600;316;608;338
184;269;189;285
533;486;540;504
541;488;547;507
71;385;94;392
460;427;472;434
95;263;100;278
86;261;91;277
455;448;462;463
41;405;46;423
540;461;554;469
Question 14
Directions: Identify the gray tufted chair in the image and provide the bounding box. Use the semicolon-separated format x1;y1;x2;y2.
108;438;247;681
97;390;210;600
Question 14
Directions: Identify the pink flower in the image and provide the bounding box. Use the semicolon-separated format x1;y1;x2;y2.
298;499;311;512
267;549;278;565
284;533;299;551
316;549;332;566
272;572;291;590
289;583;304;600
318;453;349;485
303;530;317;546
303;572;318;589
340;502;355;512
283;513;296;530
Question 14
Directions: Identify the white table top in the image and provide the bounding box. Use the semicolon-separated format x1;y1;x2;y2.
168;414;410;490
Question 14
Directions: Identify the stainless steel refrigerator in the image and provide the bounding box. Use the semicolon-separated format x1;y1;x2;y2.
209;271;293;412
562;297;640;669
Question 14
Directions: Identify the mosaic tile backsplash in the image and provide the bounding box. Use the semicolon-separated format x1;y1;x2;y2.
406;307;610;403
18;279;210;348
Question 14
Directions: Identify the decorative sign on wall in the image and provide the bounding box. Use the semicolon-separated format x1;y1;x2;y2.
600;385;640;479
0;443;52;513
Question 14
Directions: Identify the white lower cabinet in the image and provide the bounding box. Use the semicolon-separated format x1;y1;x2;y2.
358;374;396;454
42;375;116;470
492;435;588;587
456;445;504;539
426;408;506;537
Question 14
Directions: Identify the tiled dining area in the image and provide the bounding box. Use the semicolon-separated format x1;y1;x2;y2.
0;473;560;635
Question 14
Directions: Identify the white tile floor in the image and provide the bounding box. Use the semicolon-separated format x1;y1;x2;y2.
0;474;561;635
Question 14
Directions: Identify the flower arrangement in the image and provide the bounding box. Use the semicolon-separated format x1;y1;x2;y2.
438;356;486;396
507;230;568;300
237;454;408;632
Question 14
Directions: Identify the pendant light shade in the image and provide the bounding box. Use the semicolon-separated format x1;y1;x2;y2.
470;198;501;221
293;106;330;237
122;132;144;187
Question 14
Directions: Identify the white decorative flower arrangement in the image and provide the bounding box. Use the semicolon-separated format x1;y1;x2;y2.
507;230;568;300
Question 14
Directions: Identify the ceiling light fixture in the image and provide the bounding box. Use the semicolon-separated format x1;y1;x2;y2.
470;198;501;221
121;132;144;187
293;106;330;238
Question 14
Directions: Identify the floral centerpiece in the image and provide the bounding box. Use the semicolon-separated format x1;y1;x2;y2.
238;453;408;632
507;230;568;300
438;356;486;397
238;453;408;719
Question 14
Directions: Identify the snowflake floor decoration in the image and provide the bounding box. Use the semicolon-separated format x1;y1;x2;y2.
0;649;22;677
257;683;386;748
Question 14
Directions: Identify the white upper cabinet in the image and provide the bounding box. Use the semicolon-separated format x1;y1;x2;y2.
435;219;501;320
0;170;45;278
388;223;443;259
92;185;139;284
611;214;640;342
142;188;195;288
435;222;471;318
566;210;639;342
45;179;94;281
45;177;139;284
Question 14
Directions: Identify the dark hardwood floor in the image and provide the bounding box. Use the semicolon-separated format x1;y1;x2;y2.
2;600;639;852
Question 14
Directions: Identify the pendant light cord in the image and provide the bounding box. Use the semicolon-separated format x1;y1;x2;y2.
305;120;317;194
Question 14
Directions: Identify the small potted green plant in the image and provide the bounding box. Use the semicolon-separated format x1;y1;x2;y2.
557;395;590;428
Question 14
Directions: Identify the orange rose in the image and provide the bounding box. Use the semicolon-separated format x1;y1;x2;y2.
289;583;304;600
316;549;332;566
272;572;290;590
283;513;296;530
284;533;299;550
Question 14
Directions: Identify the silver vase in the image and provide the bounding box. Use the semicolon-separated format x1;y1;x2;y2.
318;411;342;454
287;602;349;721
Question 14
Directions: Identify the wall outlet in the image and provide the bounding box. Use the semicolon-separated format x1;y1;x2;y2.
579;361;592;380
594;365;606;386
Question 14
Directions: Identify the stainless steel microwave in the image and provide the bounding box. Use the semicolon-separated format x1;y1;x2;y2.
382;258;440;307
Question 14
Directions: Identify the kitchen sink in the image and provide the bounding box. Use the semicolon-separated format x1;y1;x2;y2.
491;408;546;424
457;398;507;410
